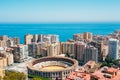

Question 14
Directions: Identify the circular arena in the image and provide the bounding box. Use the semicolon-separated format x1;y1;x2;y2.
27;56;78;80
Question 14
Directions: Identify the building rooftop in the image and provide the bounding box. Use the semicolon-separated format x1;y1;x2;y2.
109;38;119;41
91;67;120;80
107;67;118;73
66;70;90;80
84;61;96;69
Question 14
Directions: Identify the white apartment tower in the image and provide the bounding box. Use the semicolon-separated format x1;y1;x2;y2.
108;38;119;60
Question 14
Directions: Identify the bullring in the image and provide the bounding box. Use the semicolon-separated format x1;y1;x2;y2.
27;56;78;80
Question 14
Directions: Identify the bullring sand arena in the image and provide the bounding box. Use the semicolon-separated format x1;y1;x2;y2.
27;56;78;80
41;66;65;71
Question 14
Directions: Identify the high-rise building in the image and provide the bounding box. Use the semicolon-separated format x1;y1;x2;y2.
7;37;20;47
108;38;119;60
24;34;33;44
102;45;108;61
38;34;43;42
0;35;8;47
32;34;38;43
73;32;92;41
0;35;8;41
28;43;38;57
25;34;59;44
0;53;7;68
0;35;20;47
6;53;14;66
12;37;20;45
51;35;59;43
0;52;14;66
47;42;60;56
0;40;7;47
90;41;104;61
84;46;98;63
11;44;28;62
43;35;51;43
41;48;47;57
19;44;28;60
76;41;86;61
42;34;59;43
83;32;92;41
61;41;76;57
0;57;7;68
28;42;49;58
7;39;13;47
37;43;47;57
73;34;83;41
37;43;41;56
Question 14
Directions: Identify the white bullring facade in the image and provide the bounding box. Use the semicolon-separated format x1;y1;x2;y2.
27;56;78;80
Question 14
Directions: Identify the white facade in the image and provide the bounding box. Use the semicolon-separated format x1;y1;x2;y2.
51;35;59;43
20;45;28;60
6;53;14;65
108;38;119;60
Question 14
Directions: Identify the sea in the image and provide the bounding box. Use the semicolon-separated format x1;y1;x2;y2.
0;23;120;43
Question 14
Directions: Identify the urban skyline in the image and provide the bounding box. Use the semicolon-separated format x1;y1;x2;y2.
0;30;120;80
0;0;120;80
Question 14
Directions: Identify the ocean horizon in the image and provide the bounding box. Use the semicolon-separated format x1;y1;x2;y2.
0;23;120;43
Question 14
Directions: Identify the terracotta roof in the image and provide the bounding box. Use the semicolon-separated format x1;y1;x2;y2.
66;70;90;80
107;67;118;73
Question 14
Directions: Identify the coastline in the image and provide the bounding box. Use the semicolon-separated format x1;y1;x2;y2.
0;23;120;43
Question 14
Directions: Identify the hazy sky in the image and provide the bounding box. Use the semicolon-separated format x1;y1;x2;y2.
0;0;120;23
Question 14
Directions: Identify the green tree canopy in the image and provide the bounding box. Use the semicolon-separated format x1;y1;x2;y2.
33;77;42;80
3;71;26;80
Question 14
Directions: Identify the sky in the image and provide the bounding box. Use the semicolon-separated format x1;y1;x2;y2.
0;0;120;23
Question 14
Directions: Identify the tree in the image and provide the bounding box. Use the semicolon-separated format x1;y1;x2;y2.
101;62;111;67
65;53;70;57
101;57;120;68
105;57;113;63
3;71;26;80
33;77;42;80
